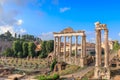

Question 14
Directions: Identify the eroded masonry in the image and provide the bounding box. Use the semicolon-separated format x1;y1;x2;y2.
53;28;86;67
94;22;110;79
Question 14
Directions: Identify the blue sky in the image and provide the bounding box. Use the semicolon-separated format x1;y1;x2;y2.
0;0;120;41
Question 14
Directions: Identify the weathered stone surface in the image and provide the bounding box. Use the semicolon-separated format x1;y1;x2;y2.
94;22;110;79
54;62;66;72
53;27;87;67
61;27;75;33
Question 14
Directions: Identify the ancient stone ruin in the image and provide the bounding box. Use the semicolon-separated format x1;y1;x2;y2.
94;22;110;79
53;27;86;67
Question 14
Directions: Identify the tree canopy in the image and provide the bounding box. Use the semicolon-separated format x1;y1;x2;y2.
113;41;120;51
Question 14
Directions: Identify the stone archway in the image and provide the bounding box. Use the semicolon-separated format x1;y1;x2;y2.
94;22;110;79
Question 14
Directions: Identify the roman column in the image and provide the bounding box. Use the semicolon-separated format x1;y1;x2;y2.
57;37;60;61
64;36;66;62
98;30;102;66
59;36;61;61
54;37;56;58
95;29;99;67
104;29;109;67
69;36;72;63
81;36;83;58
82;35;86;58
75;36;78;63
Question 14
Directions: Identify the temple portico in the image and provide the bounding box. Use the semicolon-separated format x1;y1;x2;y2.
53;27;86;67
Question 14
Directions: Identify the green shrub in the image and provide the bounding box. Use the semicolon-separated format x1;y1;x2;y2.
50;59;57;71
39;75;47;80
38;74;59;80
53;74;60;79
81;77;88;80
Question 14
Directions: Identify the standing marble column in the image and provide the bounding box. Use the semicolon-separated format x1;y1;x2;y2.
95;30;99;67
81;37;83;58
69;36;72;63
64;36;66;62
57;37;59;61
98;30;102;66
54;37;56;58
75;36;78;63
104;29;109;67
82;35;86;58
59;36;61;61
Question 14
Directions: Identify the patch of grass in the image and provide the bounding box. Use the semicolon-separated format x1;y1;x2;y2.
35;73;60;80
81;69;94;80
53;65;84;76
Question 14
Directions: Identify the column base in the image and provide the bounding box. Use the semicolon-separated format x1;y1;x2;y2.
80;58;85;67
94;66;110;79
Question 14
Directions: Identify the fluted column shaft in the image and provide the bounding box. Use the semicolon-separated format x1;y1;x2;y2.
59;36;61;59
82;35;86;58
95;30;99;67
75;36;78;56
69;36;72;62
57;37;60;60
54;37;56;58
98;30;102;66
64;36;66;61
75;36;78;63
104;29;109;67
81;37;83;58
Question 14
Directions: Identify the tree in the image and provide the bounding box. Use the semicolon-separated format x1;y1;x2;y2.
113;41;120;51
28;42;36;57
5;31;12;37
15;33;17;38
18;34;21;39
46;40;54;54
22;34;35;41
4;31;13;41
3;48;13;57
50;59;57;71
12;41;22;57
39;41;47;58
22;42;28;57
17;51;23;58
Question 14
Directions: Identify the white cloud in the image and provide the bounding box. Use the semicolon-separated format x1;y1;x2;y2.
89;37;95;43
60;7;71;13
0;0;6;5
16;19;23;26
0;2;26;36
0;25;15;35
0;25;26;36
39;32;53;40
109;38;112;41
19;28;26;33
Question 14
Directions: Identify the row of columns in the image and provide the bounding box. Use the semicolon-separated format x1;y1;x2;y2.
54;35;86;65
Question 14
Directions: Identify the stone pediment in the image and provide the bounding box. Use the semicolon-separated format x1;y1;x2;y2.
61;27;75;33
